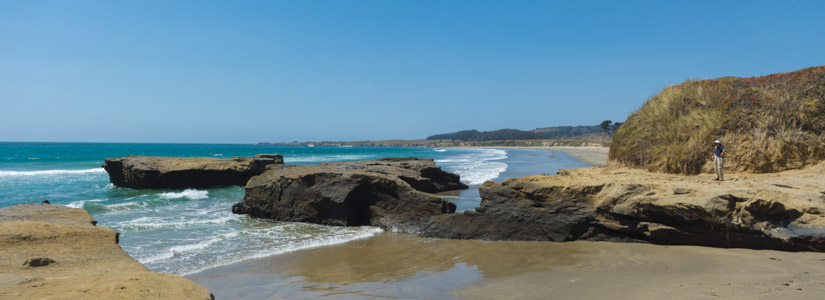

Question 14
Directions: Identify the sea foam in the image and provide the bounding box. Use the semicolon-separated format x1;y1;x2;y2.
159;189;209;200
436;148;508;185
0;168;106;177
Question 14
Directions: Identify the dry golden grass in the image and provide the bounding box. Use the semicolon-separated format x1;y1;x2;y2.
610;66;825;175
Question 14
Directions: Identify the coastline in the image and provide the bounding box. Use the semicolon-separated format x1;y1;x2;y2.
488;146;609;167
186;147;610;298
180;146;825;299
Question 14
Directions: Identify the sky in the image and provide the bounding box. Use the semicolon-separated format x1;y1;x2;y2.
1;1;824;143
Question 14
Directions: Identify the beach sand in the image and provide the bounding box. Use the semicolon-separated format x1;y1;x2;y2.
190;232;825;299
492;146;609;167
188;147;825;299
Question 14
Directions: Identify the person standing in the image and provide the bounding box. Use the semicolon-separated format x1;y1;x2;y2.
712;139;726;181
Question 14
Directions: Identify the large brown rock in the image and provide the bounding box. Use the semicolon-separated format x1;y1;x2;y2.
232;158;467;233
103;154;283;189
0;204;213;299
422;165;825;252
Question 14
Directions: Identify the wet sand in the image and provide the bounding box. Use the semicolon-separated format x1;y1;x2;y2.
189;233;825;299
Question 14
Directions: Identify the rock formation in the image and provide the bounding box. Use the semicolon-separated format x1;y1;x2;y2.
0;204;213;299
232;158;467;233
422;165;825;252
103;154;283;189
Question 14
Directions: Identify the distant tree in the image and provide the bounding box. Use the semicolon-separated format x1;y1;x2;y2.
611;122;623;135
599;120;612;146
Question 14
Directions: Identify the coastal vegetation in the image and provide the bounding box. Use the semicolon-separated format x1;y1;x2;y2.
426;126;602;141
610;66;825;175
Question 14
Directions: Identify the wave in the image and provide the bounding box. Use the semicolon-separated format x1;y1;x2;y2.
116;215;237;231
434;149;447;152
141;233;237;264
436;149;508;185
66;198;108;209
159;189;209;200
0;168;106;177
177;227;383;276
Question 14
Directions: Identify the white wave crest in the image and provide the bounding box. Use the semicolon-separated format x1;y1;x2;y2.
178;227;383;276
434;149;447;152
117;215;237;230
66;198;107;209
436;148;508;185
159;189;209;200
0;168;106;178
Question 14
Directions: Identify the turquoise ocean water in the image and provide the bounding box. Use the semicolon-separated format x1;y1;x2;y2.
0;142;584;276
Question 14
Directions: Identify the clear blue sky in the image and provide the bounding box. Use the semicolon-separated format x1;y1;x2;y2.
2;1;823;143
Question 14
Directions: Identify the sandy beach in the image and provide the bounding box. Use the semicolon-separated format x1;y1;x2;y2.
190;232;825;299
488;146;609;167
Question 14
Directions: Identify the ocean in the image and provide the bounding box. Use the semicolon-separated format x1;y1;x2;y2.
0;142;588;276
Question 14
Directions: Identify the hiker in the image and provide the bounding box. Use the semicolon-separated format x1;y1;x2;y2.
712;139;726;181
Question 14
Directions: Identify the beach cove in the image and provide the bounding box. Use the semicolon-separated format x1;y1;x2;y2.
182;146;825;299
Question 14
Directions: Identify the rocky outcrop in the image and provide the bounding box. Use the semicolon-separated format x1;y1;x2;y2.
232;158;467;233
103;154;283;189
0;204;213;299
422;165;825;252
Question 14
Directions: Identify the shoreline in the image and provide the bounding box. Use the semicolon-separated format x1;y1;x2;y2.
459;146;609;167
190;232;825;299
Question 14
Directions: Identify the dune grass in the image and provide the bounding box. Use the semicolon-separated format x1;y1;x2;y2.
610;66;825;175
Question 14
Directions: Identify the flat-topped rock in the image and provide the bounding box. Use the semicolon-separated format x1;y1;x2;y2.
232;158;468;233
422;164;825;252
103;154;283;189
0;204;213;299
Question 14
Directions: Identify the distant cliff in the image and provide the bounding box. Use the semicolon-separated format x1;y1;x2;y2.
426;126;602;141
610;66;825;174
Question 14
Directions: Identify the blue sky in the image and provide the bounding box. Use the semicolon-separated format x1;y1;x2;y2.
2;1;824;143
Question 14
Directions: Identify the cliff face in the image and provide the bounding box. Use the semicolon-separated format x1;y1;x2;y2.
610;66;825;175
102;154;283;189
0;204;213;299
233;158;467;233
422;165;825;251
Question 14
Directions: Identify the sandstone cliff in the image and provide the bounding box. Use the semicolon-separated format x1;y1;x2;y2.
103;154;283;189
0;204;213;299
423;164;825;251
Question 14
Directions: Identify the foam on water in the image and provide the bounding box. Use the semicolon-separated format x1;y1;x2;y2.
159;189;209;200
0;168;105;177
66;198;107;209
0;143;529;277
436;149;508;185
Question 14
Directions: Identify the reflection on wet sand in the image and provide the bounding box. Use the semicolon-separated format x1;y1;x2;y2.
190;231;825;299
189;232;595;299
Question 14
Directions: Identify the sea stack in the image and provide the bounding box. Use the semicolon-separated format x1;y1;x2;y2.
232;157;468;233
102;154;284;189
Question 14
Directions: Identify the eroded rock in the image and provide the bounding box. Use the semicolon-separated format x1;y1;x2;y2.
422;166;825;252
23;258;55;267
0;204;213;299
232;158;466;233
102;154;283;189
